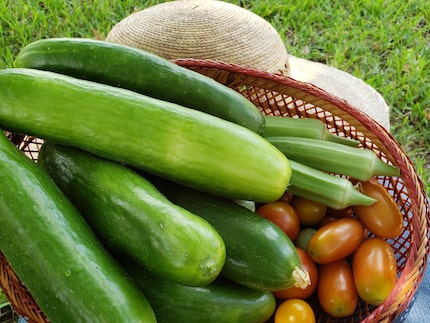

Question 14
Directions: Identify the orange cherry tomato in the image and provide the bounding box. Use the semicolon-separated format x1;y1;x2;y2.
273;248;318;300
292;196;327;226
352;179;403;239
318;259;358;318
256;201;300;241
308;218;364;264
274;299;316;323
352;237;397;306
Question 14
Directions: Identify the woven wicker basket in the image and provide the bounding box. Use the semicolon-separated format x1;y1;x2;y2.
1;60;429;323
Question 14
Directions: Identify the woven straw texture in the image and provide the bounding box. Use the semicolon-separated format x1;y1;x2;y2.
105;0;289;74
1;60;429;323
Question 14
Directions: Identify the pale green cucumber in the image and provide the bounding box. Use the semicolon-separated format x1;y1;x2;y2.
0;68;291;202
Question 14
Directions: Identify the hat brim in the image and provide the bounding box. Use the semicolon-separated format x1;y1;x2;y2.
288;55;390;130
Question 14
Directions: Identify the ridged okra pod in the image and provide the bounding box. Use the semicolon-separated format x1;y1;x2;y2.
287;160;376;209
267;136;400;181
263;115;359;146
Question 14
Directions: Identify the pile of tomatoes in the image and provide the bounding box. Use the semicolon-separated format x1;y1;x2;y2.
256;178;403;323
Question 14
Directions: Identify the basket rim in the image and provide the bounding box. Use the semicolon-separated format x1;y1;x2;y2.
174;58;428;194
173;58;430;321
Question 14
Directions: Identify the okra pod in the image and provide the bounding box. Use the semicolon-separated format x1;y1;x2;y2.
263;115;359;147
267;137;400;181
287;160;376;209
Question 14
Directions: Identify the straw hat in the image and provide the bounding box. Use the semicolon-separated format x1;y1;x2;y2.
106;0;390;129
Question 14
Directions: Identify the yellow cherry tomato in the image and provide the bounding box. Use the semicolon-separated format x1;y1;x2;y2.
274;299;316;323
292;196;327;226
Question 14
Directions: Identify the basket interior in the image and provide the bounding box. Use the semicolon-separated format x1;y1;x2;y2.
1;60;429;323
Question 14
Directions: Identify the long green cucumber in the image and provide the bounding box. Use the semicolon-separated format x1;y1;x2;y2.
148;176;309;292
38;142;225;286
0;68;291;202
14;37;265;134
123;261;276;323
0;132;156;322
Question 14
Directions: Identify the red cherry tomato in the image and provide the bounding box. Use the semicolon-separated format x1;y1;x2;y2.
278;191;295;204
274;299;316;323
318;259;358;318
318;216;337;227
352;179;403;239
292;196;327;226
326;206;353;218
256;201;300;241
308;218;364;264
273;248;318;300
352;237;397;306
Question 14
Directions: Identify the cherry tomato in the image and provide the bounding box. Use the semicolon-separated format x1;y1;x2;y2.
274;299;316;323
308;218;364;264
292;196;327;226
273;248;318;300
256;201;300;241
278;191;295;204
318;216;337;227
294;228;316;251
318;259;358;318
352;237;397;306
352;179;403;239
326;206;353;218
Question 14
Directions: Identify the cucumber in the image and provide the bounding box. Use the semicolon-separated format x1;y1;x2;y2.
0;68;291;203
149;176;307;291
123;261;276;323
38;142;226;286
0;132;156;322
14;37;265;134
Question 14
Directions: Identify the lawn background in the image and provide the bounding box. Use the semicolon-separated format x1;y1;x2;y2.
1;0;429;196
0;1;429;321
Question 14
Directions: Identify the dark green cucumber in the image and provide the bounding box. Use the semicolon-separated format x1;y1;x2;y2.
149;177;308;292
0;68;291;202
14;37;265;134
123;262;276;323
38;143;226;286
0;132;156;322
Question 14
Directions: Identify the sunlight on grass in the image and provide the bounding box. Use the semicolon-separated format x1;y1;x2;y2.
0;0;428;195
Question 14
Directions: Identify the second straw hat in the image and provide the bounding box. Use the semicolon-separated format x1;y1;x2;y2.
106;0;390;129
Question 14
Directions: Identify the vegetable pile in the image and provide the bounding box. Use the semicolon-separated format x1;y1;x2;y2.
0;38;402;323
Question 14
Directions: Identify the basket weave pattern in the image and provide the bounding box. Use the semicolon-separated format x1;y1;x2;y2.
1;60;429;323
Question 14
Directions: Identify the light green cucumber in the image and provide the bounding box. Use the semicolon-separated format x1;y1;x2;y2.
0;68;291;202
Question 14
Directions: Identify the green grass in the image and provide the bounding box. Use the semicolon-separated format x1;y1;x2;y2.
0;0;428;197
